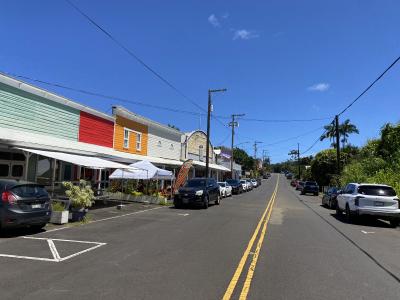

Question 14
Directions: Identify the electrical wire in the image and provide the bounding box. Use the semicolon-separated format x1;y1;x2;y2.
338;55;400;116
65;0;206;113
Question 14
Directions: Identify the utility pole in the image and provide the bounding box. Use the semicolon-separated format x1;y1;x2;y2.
297;143;301;179
335;115;341;174
253;141;263;174
206;88;227;178
229;113;245;179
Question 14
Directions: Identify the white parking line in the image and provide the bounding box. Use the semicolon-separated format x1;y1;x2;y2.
39;206;165;234
0;237;106;263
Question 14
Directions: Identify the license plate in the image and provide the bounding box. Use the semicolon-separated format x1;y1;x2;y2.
374;201;384;207
32;204;42;209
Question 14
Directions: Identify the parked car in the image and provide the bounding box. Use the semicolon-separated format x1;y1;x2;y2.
218;182;232;198
290;179;297;187
286;173;293;180
322;187;341;209
0;179;51;230
226;179;243;194
336;183;400;227
174;178;220;209
296;181;305;191
240;179;248;192
301;181;319;196
245;179;253;191
251;179;258;188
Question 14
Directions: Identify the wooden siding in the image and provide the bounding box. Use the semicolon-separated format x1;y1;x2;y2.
114;115;148;155
0;82;79;140
79;111;114;148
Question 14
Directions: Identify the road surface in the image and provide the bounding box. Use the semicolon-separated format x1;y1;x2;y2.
0;174;399;299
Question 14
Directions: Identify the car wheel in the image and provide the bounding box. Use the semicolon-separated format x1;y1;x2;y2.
345;205;355;224
389;220;399;228
301;191;305;195
174;202;181;209
314;192;318;196
215;194;221;205
203;195;209;209
336;205;342;215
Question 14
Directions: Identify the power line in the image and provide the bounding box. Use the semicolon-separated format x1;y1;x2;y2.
265;126;325;147
2;72;206;116
338;55;400;116
237;116;333;123
65;0;206;113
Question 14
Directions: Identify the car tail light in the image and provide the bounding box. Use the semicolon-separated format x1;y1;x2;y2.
395;198;400;209
354;196;364;206
1;191;17;205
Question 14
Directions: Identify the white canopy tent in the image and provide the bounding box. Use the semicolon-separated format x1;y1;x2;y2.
110;160;174;180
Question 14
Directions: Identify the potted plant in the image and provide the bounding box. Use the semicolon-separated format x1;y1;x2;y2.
63;180;95;222
50;201;69;224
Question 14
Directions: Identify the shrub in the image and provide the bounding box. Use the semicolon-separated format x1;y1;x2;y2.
63;180;95;209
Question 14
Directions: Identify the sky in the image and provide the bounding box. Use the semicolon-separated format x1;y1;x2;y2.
1;0;400;163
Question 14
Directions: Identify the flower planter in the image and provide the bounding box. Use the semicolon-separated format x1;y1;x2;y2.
50;210;69;225
69;208;88;222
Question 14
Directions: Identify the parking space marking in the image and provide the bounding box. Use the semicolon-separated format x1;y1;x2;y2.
0;236;106;263
361;230;375;234
178;213;189;216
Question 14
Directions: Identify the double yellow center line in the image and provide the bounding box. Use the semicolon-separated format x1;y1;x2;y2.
222;176;280;300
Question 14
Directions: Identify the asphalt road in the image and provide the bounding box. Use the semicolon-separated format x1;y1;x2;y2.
0;174;399;300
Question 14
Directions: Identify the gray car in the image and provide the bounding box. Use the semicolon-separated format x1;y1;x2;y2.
0;179;51;230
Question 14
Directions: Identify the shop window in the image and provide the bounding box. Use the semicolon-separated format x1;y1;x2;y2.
12;153;25;161
36;156;52;186
0;164;9;177
0;152;11;160
136;133;142;151
11;165;23;177
63;164;72;181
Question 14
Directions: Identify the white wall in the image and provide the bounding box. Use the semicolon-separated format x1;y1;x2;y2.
147;126;182;160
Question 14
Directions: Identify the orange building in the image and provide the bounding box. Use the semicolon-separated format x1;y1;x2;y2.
113;107;148;156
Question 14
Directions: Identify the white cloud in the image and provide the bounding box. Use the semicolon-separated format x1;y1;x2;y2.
233;29;259;40
222;12;229;19
208;14;220;27
307;83;330;92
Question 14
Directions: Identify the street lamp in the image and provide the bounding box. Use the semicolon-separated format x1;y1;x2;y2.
206;88;227;178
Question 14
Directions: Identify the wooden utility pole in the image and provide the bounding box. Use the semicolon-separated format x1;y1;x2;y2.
229;113;245;179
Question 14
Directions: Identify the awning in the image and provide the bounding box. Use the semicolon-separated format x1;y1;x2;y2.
191;161;231;172
110;160;174;180
18;148;131;170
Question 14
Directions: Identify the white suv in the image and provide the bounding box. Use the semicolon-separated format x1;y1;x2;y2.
336;183;400;227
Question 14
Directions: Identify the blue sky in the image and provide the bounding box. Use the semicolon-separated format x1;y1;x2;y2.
1;0;400;163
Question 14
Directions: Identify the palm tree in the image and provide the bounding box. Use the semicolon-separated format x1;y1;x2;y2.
339;119;359;148
320;119;359;148
320;123;336;146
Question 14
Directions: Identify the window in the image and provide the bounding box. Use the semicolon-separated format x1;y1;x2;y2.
158;141;162;147
0;164;9;177
170;144;174;150
199;145;204;161
358;185;396;196
136;133;142;151
123;128;130;149
11;165;23;177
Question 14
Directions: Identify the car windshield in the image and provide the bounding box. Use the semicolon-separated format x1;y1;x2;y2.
184;179;206;188
358;185;396;196
299;182;305;186
305;181;317;186
226;180;238;185
218;183;226;187
11;184;49;198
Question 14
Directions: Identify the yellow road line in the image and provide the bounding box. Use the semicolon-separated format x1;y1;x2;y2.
239;179;279;299
222;176;279;300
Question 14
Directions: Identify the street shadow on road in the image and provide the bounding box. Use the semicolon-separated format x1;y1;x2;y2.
0;227;44;239
330;213;393;229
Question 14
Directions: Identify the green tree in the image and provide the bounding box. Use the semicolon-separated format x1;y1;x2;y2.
339;119;359;148
319;122;336;146
233;148;254;171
